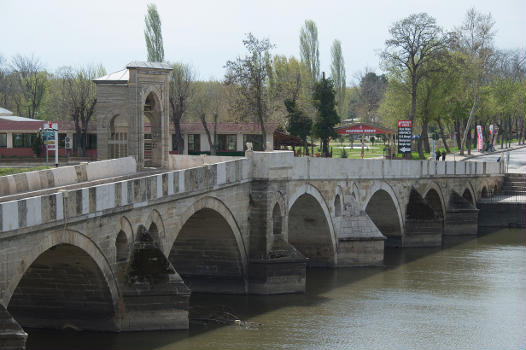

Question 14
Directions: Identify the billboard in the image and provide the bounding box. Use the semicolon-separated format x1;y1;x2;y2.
398;120;412;154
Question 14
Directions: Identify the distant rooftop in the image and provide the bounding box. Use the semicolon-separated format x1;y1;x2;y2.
0;107;13;116
126;61;172;70
0;115;37;122
93;69;129;83
94;62;173;83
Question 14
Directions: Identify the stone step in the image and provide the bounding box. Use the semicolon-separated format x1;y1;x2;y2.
503;185;526;191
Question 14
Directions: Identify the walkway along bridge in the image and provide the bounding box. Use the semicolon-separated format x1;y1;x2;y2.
0;151;504;348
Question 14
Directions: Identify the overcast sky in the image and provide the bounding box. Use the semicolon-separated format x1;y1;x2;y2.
2;0;525;84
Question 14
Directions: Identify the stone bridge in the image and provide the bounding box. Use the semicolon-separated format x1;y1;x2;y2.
0;152;504;347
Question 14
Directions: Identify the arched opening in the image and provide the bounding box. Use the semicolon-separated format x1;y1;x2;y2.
481;187;488;198
109;114;128;158
462;189;474;206
444;191;478;235
365;190;402;247
405;189;442;247
272;203;282;235
288;194;334;267
143;114;153;166
169;208;245;294
424;189;444;221
115;230;129;262
334;194;342;217
143;92;162;167
8;244;115;331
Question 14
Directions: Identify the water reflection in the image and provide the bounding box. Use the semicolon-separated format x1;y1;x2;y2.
27;228;526;350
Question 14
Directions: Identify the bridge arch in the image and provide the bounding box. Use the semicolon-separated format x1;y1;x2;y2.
5;229;119;330
462;185;476;206
287;184;337;267
363;181;404;247
144;209;165;248
333;185;344;217
115;216;134;263
423;182;446;220
166;196;248;293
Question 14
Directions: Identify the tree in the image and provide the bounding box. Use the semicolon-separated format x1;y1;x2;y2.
330;40;346;118
189;81;224;155
285;98;312;155
59;65;104;156
31;132;43;157
144;3;164;62
10;55;48;119
381;13;449;127
455;8;496;154
300;20;320;84
312;74;340;157
169;63;194;154
357;71;387;124
225;33;274;150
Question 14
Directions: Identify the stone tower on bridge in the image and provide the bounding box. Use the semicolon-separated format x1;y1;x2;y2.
94;62;172;168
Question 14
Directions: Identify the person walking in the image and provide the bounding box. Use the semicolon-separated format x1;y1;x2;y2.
435;150;441;161
441;150;446;161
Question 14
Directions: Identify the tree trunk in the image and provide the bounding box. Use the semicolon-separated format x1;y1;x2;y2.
417;134;425;159
172;114;184;154
422;120;430;154
454;119;462;152
460;85;479;155
437;117;451;153
201;113;217;155
410;78;417;124
466;128;472;155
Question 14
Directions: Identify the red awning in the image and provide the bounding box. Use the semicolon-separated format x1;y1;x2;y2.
335;123;395;135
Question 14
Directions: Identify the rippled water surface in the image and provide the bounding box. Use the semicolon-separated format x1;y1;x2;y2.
27;228;526;349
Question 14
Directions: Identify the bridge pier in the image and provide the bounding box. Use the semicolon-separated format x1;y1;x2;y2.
248;236;307;294
336;206;386;266
0;305;27;350
117;230;191;330
404;218;443;247
445;192;479;235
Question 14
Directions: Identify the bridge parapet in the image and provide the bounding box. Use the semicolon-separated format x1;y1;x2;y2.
0;158;249;235
247;151;502;180
0;157;137;198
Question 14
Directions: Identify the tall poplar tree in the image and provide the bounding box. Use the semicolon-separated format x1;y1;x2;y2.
299;20;320;85
330;40;346;118
144;3;165;62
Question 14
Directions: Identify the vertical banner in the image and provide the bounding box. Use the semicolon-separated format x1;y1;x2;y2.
476;125;483;151
489;124;494;140
398;120;412;154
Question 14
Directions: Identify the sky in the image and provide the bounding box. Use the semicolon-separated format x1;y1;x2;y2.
2;0;525;84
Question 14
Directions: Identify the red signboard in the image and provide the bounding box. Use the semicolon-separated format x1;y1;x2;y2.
398;120;412;128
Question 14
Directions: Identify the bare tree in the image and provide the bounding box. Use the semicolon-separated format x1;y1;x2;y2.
189;81;224;155
10;55;47;118
330;39;346;118
144;3;164;62
225;33;274;150
169;63;194;154
455;8;496;154
357;71;387;124
381;13;449;125
59;65;104;155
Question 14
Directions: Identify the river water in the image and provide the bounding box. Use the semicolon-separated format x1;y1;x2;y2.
27;228;525;349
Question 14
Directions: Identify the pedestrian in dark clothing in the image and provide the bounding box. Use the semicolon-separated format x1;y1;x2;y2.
441;151;446;161
435;150;441;161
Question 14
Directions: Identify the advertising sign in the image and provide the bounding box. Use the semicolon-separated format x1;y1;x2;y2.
398;120;412;154
42;122;59;167
476;125;483;151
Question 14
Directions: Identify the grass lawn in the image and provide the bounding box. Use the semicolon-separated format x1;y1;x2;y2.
0;166;48;177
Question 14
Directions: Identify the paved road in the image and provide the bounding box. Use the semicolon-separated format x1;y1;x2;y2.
468;147;526;174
